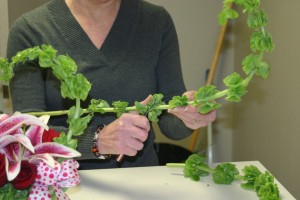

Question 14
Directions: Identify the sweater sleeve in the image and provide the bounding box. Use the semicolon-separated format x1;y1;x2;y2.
155;8;193;140
8;17;48;113
7;16;98;160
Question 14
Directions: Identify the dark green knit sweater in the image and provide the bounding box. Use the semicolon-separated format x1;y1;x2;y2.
8;0;192;169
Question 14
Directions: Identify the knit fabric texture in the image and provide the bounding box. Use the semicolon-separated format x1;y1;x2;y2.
8;0;192;169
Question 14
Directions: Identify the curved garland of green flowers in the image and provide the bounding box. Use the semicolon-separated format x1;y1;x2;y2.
0;0;274;150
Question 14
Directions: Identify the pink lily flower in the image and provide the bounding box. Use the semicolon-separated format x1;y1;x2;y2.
0;112;81;181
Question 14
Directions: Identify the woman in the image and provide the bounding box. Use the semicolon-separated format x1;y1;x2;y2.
8;0;216;169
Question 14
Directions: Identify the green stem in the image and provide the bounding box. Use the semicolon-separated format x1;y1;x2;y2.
166;163;215;174
166;163;186;168
66;98;81;141
166;163;245;181
234;175;245;180
199;89;229;102
26;89;230;117
74;98;81;118
242;73;254;87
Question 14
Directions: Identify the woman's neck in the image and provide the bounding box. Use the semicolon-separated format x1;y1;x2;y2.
65;0;121;20
64;0;122;49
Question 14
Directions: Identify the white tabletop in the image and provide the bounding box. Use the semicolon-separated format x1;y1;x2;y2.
66;161;295;200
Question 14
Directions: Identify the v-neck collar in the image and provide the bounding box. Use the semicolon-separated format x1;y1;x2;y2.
48;0;140;66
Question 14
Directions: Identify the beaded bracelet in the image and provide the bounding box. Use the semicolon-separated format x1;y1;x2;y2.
91;124;112;159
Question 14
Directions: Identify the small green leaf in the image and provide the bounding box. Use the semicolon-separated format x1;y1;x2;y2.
0;58;13;82
257;182;280;200
112;101;129;117
135;101;147;115
68;114;93;136
168;95;189;109
213;163;239;184
53;132;68;144
48;185;58;200
194;85;219;101
147;110;161;122
52;55;77;80
61;74;91;100
223;72;243;87
247;10;267;28
54;132;78;149
226;85;247;102
256;61;270;79
184;154;210;181
223;72;248;102
250;31;274;52
0;183;14;200
66;106;92;137
218;7;239;25
38;45;57;68
254;171;275;193
88;99;110;114
146;94;165;122
238;0;260;13
242;54;260;75
198;101;221;114
241;165;262;190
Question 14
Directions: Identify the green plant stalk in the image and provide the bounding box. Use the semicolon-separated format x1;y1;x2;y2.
26;86;235;117
74;98;81;119
66;98;81;141
166;163;244;180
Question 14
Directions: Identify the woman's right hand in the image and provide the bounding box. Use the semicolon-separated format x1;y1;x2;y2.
97;113;150;156
96;95;153;156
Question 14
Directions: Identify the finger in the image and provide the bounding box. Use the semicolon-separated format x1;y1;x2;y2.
169;109;197;124
182;90;196;101
130;127;148;142
188;120;209;130
183;104;198;112
120;137;144;156
122;146;138;156
130;95;153;115
118;114;149;140
140;94;153;106
169;106;203;122
126;138;144;151
169;104;198;113
131;114;150;132
171;112;209;129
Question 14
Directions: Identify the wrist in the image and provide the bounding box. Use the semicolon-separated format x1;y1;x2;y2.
91;124;112;159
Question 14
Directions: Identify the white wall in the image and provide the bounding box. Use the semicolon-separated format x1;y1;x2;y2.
0;0;12;114
233;1;300;199
0;0;9;57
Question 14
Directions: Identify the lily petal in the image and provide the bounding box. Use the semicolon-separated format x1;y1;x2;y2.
0;114;10;122
0;113;49;137
0;134;35;153
33;142;81;158
26;115;50;146
27;153;55;168
5;156;21;181
2;142;20;162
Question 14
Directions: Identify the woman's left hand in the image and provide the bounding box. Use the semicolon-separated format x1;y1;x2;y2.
168;90;216;130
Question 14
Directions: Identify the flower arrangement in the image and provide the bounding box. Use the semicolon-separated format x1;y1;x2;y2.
0;112;81;199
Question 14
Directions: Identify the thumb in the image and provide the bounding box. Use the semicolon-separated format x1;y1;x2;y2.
140;94;153;106
130;95;153;115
